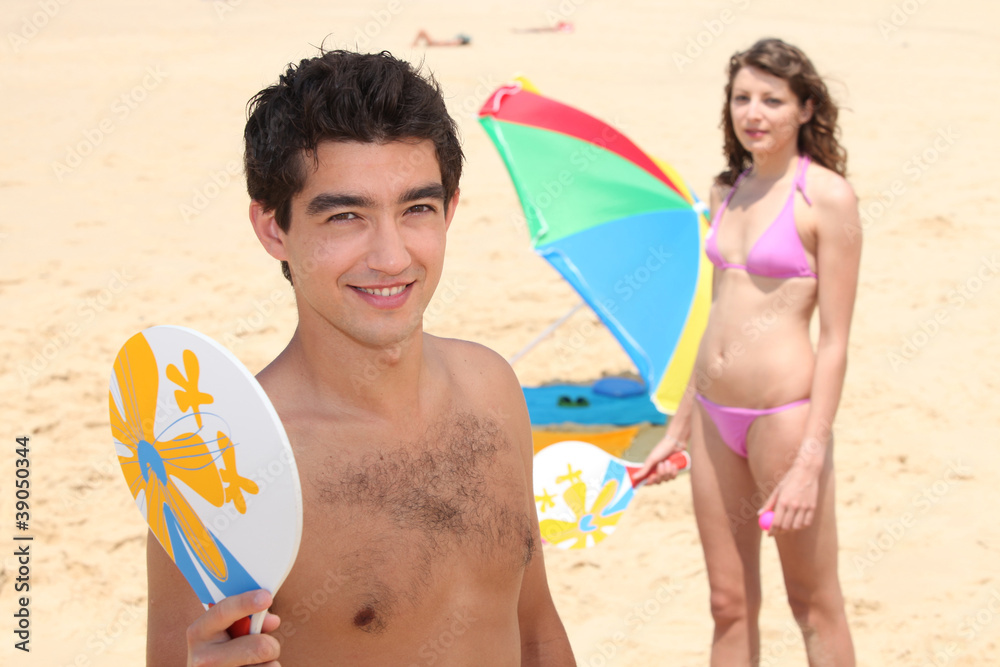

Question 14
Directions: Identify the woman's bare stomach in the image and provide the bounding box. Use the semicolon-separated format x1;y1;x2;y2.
693;273;817;408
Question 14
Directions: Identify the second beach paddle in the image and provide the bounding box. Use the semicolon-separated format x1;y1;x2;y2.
533;440;689;549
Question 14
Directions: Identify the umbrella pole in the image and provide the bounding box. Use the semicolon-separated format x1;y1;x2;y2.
507;302;587;366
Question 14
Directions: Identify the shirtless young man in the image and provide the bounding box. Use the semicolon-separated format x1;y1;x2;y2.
145;49;576;667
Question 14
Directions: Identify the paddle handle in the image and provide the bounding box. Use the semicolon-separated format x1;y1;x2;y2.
249;610;267;634
226;610;267;638
629;450;690;487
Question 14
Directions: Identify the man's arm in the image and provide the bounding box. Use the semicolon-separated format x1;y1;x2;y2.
147;531;205;665
515;494;577;666
483;350;577;665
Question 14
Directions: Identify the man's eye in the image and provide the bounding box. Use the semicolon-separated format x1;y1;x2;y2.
329;212;358;222
409;204;434;214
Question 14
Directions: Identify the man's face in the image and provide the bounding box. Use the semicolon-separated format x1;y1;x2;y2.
275;139;456;350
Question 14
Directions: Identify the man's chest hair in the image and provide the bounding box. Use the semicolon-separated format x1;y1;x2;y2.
314;413;533;558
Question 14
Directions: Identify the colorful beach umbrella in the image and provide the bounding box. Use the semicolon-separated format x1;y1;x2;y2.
478;78;713;413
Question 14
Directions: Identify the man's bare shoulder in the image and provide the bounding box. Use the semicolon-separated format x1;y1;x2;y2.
253;344;293;396
426;335;529;439
428;335;519;391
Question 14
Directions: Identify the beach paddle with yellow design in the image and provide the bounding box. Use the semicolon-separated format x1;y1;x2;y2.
109;325;302;635
533;440;689;549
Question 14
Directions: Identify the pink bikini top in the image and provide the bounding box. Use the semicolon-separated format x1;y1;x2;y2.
705;155;817;280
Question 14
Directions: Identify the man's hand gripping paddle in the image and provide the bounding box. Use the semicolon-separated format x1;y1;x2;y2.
532;440;689;549
109;325;302;636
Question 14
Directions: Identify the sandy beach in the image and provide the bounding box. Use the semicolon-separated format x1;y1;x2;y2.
2;0;999;664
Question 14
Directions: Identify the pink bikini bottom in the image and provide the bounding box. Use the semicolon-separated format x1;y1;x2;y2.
696;394;810;458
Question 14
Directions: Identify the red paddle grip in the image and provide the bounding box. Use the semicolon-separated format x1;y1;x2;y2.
629;450;690;486
666;450;690;470
227;616;252;638
206;604;252;638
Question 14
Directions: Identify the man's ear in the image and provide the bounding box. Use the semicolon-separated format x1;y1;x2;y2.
444;188;460;231
249;201;288;261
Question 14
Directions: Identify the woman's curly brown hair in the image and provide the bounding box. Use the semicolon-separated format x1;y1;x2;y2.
717;38;847;186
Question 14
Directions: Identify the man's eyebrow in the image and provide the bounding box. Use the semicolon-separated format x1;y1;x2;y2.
399;184;445;204
305;193;375;216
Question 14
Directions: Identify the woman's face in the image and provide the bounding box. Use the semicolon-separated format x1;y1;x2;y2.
729;65;812;157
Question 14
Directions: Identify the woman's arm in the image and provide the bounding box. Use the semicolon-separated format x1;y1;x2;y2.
638;377;695;484
764;170;862;532
639;180;726;484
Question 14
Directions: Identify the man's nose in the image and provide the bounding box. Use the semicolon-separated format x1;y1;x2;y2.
366;218;411;275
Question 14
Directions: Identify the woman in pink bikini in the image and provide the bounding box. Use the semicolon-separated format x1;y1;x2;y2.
640;38;859;664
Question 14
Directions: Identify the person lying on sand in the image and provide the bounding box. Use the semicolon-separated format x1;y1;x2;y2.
413;29;471;46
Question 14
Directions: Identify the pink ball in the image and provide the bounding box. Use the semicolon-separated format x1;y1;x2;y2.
758;511;774;531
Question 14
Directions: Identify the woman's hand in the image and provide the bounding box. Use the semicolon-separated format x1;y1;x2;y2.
636;432;687;485
760;460;821;534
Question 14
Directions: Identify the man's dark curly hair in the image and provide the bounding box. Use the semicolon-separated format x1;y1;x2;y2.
244;49;464;284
